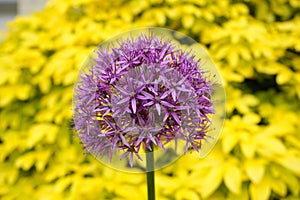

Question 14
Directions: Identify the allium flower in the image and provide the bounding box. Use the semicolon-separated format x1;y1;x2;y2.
73;32;216;168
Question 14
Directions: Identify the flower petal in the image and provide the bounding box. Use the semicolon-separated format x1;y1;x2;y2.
160;90;170;99
131;98;137;114
155;103;161;115
129;152;134;167
172;90;177;101
161;100;174;108
141;91;154;98
144;101;155;107
136;95;150;100
115;85;129;95
120;151;129;160
171;112;181;125
119;133;130;147
163;112;170;122
117;96;130;104
147;133;157;145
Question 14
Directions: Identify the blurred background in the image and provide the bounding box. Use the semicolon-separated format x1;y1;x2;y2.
0;0;48;29
0;0;299;199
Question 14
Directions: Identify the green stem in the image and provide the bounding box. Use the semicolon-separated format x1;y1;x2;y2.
146;143;155;200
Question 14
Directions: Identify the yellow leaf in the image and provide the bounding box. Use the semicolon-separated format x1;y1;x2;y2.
1;130;20;149
0;164;19;185
35;109;56;122
199;167;223;198
231;33;240;44
227;50;239;66
0;183;10;196
215;45;230;60
114;184;144;199
182;15;194;29
15;85;31;100
0;65;20;85
245;159;265;183
239;45;252;61
221;67;244;82
44;165;69;182
270;179;287;197
7;168;18;185
54;177;73;193
224;163;242;194
35;150;52;172
175;188;200;200
250;178;271;200
237;64;253;78
242;113;261;125
0;86;15;107
203;10;214;22
156;175;178;195
15;152;35;171
39;78;52;94
154;9;166;25
280;169;300;195
276;68;293;85
27;123;59;148
182;4;197;14
240;140;256;158
227;185;249;200
276;154;300;175
63;70;77;85
222;133;239;153
286;135;300;149
241;94;260;107
165;6;181;20
255;61;283;75
257;137;287;156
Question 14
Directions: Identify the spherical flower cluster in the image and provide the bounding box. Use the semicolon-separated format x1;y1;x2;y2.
73;33;215;167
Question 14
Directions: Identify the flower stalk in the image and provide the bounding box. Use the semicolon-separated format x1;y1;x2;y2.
146;143;155;200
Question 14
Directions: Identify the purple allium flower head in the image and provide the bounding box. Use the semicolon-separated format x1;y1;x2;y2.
73;30;221;170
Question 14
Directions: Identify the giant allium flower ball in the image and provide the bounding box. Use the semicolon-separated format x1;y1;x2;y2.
73;29;225;171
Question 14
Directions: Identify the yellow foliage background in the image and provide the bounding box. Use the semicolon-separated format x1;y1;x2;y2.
1;0;300;199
